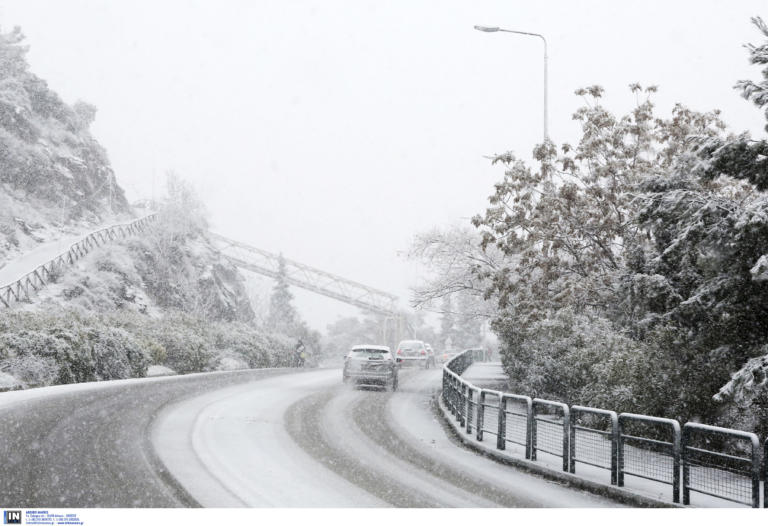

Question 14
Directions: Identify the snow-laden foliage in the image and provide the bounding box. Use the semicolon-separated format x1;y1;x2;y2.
713;351;768;438
408;226;501;350
472;83;733;421
0;310;149;387
736;17;768;129
465;17;768;433
0;309;297;387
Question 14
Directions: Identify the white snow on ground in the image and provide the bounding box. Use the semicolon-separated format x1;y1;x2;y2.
388;369;620;507
462;362;507;385
0;214;146;287
0;231;90;285
152;369;383;507
146;365;177;377
152;367;623;507
319;380;499;507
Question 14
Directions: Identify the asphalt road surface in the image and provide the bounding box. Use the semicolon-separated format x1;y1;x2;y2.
0;366;620;507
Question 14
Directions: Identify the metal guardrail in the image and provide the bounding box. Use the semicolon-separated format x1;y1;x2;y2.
500;393;533;458
0;214;157;308
476;389;501;443
442;349;767;507
618;413;681;503
532;398;570;472
682;423;760;508
570;406;618;484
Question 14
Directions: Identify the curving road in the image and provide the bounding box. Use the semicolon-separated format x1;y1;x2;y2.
0;367;620;508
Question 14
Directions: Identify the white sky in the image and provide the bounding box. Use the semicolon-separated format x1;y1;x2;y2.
1;1;766;331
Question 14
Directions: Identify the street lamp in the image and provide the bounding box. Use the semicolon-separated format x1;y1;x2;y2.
474;25;549;143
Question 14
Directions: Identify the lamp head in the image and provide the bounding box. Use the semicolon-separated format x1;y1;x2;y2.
474;25;500;32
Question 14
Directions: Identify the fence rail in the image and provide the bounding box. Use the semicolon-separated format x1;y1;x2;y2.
532;398;570;472
0;214;157;308
682;423;760;508
570;405;618;484
442;349;766;507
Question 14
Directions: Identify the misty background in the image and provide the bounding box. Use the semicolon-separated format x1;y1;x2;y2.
2;0;765;330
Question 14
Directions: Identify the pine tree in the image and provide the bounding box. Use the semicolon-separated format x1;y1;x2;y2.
266;255;298;335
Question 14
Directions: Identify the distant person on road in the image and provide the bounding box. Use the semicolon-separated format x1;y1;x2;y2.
294;340;306;367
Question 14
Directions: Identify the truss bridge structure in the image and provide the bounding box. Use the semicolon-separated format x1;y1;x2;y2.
210;232;406;326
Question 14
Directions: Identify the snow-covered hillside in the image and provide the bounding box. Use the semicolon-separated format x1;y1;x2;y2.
0;27;132;265
0;27;296;392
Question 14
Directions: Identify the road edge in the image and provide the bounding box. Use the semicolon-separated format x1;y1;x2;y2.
433;393;680;509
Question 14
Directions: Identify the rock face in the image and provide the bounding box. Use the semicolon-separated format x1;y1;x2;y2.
0;27;129;262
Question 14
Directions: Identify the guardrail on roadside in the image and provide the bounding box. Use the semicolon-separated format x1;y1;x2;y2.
0;214;158;308
442;349;765;508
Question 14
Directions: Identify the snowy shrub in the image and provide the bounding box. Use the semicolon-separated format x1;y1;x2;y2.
5;354;57;387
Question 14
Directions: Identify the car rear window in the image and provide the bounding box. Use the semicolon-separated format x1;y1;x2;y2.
398;341;423;350
351;349;390;359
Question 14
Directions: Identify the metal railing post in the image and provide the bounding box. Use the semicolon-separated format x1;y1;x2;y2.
617;420;624;487
672;420;681;505
562;405;570;472
569;413;576;474
610;412;619;485
466;387;474;434
679;423;689;506
477;390;486;441
751;436;760;509
529;401;537;461
497;396;506;450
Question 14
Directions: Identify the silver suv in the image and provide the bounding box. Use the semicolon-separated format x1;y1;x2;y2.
342;345;399;391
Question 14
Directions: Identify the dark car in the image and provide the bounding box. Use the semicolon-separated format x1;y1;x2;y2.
342;345;399;391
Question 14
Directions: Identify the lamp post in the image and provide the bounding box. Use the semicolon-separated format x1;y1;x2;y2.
474;25;549;143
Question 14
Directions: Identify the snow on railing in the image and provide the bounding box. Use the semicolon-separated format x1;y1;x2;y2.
0;214;157;308
442;350;765;508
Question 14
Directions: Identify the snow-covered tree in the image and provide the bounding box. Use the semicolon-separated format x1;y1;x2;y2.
407;226;503;307
474;82;729;415
266;254;298;335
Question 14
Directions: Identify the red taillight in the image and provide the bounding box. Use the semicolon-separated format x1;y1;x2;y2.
397;349;402;355
420;350;426;356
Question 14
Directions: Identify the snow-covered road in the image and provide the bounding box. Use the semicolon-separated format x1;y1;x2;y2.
0;366;623;507
152;368;620;507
